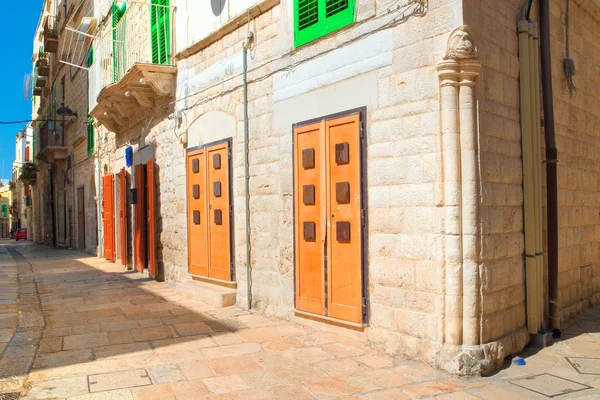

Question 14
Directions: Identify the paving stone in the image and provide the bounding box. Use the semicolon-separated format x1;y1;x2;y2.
178;360;215;380
364;369;411;388
148;364;187;384
207;387;276;399
0;329;14;342
137;318;163;328
71;324;101;335
131;326;175;341
211;332;244;346
108;330;134;344
202;342;262;359
207;356;264;375
33;348;93;369
401;380;469;399
101;321;140;332
169;379;210;399
173;322;213;336
0;356;33;379
284;347;335;364
359;388;410;399
240;370;281;387
317;358;367;376
38;337;63;353
354;354;394;369
269;384;318;400
93;342;153;359
27;376;89;399
203;374;249;394
64;332;110;350
70;389;135;400
306;375;381;398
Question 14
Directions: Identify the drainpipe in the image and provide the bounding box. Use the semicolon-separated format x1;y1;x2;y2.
539;0;560;333
97;140;103;257
243;32;254;310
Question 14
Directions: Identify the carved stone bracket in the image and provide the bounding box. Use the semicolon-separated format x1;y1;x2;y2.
90;63;176;134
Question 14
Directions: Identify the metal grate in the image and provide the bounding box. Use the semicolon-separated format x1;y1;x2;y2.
510;373;592;398
0;393;21;400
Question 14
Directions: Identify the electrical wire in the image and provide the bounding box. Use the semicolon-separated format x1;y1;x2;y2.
563;0;576;97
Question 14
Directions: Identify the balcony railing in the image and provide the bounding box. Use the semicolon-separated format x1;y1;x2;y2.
89;1;176;134
39;121;64;149
95;1;174;85
44;16;60;53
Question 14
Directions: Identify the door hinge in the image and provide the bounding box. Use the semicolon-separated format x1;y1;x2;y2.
361;209;366;227
229;205;233;217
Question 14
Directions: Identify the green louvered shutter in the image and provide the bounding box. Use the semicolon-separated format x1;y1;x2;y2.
112;2;126;82
87;117;95;156
294;0;355;47
86;47;95;156
150;0;170;65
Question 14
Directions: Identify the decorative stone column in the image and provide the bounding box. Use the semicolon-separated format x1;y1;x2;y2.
436;26;484;373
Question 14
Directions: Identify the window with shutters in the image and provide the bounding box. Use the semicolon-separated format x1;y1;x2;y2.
150;0;171;65
112;2;126;82
86;46;95;156
87;117;95;156
294;0;356;47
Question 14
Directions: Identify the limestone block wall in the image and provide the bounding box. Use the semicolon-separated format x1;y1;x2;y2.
549;0;600;321
166;0;467;361
463;0;528;345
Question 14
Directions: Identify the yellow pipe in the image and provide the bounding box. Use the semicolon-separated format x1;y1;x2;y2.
519;20;539;334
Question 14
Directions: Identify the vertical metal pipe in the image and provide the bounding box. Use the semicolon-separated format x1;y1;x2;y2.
243;42;251;310
539;0;560;332
518;20;539;333
97;142;103;257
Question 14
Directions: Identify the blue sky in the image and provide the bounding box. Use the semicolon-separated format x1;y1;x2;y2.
0;0;44;181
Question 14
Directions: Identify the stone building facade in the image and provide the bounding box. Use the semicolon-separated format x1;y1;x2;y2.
26;0;600;375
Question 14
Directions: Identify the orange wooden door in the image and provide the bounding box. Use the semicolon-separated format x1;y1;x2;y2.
326;114;363;323
294;123;326;316
134;163;146;272
102;175;115;261
147;159;156;278
187;149;209;277
119;168;127;266
207;142;231;281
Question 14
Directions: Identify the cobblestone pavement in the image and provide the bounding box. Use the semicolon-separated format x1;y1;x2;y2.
1;241;600;399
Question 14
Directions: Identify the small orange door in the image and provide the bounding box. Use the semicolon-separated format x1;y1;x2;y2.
207;143;231;281
119;168;127;266
134;163;146;272
186;141;232;281
294;122;326;316
187;149;209;276
294;112;365;324
147;159;156;278
102;174;115;261
326;114;363;323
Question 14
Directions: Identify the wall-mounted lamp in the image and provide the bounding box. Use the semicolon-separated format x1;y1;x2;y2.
57;106;78;118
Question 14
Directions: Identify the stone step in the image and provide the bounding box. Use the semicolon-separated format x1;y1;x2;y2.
175;280;237;308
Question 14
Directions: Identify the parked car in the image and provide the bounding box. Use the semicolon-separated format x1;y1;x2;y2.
15;228;27;241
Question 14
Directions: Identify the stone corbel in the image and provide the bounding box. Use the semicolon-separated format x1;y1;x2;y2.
437;25;486;375
139;72;176;97
126;88;155;108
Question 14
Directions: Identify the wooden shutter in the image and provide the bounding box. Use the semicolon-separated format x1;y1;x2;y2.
112;2;126;82
87;117;95;156
294;0;355;47
150;0;170;65
119;168;127;266
134;163;146;272
25;146;30;162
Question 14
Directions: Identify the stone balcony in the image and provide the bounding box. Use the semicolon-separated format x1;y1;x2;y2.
89;63;176;134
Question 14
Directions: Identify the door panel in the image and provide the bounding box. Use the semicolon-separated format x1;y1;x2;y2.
294;123;326;316
77;187;85;250
326;114;363;323
207;143;231;281
147;159;156;278
134;163;146;272
119;169;127;266
102;175;115;261
187;149;209;277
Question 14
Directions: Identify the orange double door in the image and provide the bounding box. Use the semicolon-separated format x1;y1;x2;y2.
102;175;116;261
186;140;233;282
294;112;366;324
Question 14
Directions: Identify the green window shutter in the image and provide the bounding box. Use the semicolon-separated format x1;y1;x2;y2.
86;46;94;67
150;0;170;65
87;117;95;156
112;2;126;82
294;0;355;47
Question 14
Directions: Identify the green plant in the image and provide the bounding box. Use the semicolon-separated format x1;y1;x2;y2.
19;162;38;186
8;181;15;190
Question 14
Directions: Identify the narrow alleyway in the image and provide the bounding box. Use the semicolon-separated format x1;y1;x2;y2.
1;241;599;399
